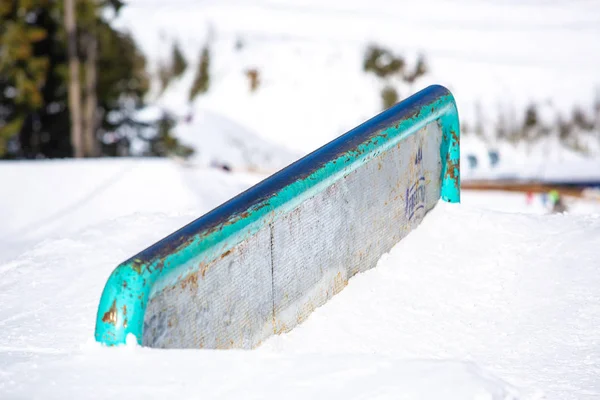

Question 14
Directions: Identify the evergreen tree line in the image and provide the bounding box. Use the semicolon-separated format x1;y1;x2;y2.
0;0;186;159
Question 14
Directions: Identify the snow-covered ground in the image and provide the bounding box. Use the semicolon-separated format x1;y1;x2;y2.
1;159;600;399
262;202;600;400
0;159;264;264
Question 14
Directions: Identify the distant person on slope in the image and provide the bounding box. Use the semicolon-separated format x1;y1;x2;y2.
549;190;567;214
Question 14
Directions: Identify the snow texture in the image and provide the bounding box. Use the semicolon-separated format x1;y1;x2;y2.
114;0;600;156
1;159;600;399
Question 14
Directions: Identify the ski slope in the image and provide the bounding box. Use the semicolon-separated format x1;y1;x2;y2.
0;159;264;264
115;0;600;154
1;159;600;399
111;0;600;183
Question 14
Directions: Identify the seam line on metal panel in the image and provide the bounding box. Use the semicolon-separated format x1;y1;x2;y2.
269;223;276;333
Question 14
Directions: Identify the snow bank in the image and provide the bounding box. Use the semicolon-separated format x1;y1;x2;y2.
0;159;264;262
3;349;526;400
114;0;600;160
262;202;600;399
1;160;600;399
1;203;536;400
173;108;300;171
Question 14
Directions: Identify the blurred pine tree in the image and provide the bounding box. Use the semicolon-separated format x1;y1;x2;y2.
171;41;187;78
189;44;211;101
0;0;151;159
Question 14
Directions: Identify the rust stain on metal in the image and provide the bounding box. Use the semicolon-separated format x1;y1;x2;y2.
122;305;127;316
131;259;143;274
123;318;128;328
101;300;118;326
450;129;459;144
148;234;197;266
445;155;460;187
180;273;199;290
222;210;251;227
144;264;153;274
333;272;348;297
253;202;270;212
220;249;232;259
200;262;211;279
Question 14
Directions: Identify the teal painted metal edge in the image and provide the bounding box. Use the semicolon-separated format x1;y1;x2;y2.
94;85;460;346
439;106;461;202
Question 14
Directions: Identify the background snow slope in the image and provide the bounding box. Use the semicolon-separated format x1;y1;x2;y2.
461;135;600;182
115;0;600;154
1;159;600;399
109;0;600;181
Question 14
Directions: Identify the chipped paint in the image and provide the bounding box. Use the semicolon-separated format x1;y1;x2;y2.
94;85;460;347
101;300;117;326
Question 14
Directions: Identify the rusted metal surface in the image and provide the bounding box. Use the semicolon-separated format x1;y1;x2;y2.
143;226;273;349
94;85;460;347
101;300;117;326
272;124;441;333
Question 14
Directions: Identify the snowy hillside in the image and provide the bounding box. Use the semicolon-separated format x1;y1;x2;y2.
113;0;600;160
133;106;300;171
171;108;300;171
1;159;600;399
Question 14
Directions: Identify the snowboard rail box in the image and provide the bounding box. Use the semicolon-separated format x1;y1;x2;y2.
95;85;460;348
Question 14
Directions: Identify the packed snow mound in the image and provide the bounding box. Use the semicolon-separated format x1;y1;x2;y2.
0;159;265;263
114;0;600;157
133;105;301;171
173;108;300;172
1;164;599;400
0;202;552;400
262;202;600;399
3;351;526;400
